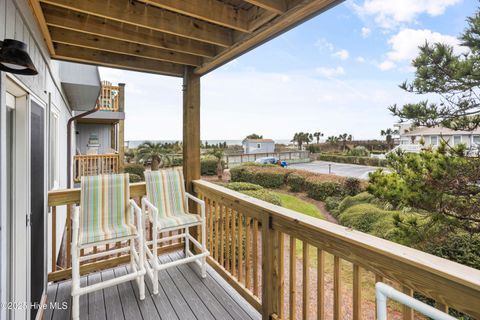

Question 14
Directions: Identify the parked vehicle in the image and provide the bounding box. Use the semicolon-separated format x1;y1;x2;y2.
255;157;288;167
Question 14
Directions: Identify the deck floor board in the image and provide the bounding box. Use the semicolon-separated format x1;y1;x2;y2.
46;251;261;320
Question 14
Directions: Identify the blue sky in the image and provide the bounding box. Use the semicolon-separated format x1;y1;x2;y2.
99;0;477;142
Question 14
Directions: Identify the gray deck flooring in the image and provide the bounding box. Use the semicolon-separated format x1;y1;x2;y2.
45;251;260;320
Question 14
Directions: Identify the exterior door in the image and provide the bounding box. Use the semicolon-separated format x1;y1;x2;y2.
30;100;45;319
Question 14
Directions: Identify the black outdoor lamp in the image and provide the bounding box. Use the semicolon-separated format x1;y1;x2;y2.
0;39;38;75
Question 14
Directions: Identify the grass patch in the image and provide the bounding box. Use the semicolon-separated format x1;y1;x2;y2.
275;192;324;220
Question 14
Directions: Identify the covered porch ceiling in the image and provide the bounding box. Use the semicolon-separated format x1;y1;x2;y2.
29;0;342;77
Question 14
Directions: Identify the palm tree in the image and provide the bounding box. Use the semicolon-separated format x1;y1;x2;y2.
245;133;263;140
381;128;399;150
313;132;324;144
292;132;311;150
206;148;225;180
136;142;171;170
338;133;353;152
326;136;338;145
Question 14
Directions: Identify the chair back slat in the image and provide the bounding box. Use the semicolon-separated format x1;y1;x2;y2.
145;169;187;219
79;174;131;245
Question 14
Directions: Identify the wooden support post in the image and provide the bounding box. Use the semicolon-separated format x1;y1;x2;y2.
118;83;125;173
261;215;276;320
182;66;201;193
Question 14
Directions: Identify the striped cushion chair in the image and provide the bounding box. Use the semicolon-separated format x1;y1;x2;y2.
142;168;209;295
71;174;146;320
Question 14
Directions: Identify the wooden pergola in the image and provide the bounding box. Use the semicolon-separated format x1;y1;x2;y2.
28;0;342;190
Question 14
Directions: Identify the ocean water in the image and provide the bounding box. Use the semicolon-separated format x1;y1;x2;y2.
126;139;291;148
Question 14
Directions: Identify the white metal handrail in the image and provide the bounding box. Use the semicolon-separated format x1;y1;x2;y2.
376;282;457;320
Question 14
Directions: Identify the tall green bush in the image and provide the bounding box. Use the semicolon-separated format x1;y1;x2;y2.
201;159;225;175
286;173;306;192
124;163;145;180
305;179;344;200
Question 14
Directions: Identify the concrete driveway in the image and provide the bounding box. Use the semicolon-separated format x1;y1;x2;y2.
290;161;386;180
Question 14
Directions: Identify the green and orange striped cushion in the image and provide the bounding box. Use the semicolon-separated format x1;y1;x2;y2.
145;169;201;229
79;174;136;245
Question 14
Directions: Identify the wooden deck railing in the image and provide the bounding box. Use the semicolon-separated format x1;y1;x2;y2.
97;84;120;111
47;180;480;319
73;154;119;182
193;180;480;320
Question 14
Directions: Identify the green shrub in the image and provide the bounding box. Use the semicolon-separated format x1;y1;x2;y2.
338;203;395;237
307;144;321;153
201;159;224;176
337;192;376;212
325;196;342;215
286;173;306;192
225;182;263;191
124;163;145;180
348;146;370;157
128;173;142;183
305;178;344;200
230;165;288;188
242;189;282;206
343;177;363;196
318;154;387;167
424;231;480;270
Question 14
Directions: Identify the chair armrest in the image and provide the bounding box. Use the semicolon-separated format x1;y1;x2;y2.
129;199;143;235
141;197;158;222
185;192;205;219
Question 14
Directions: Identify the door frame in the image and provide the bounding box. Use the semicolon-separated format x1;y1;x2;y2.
5;74;48;320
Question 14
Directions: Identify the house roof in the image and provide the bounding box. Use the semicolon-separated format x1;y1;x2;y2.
402;126;480;136
243;139;274;143
30;0;342;77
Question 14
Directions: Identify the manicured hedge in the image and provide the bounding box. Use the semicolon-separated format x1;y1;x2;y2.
242;189;282;206
305;179;345;200
225;182;263;191
124;163;145;180
286;173;306;192
230;165;289;188
318;154;387;167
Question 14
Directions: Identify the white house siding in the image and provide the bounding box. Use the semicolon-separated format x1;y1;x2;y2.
0;0;73;318
242;141;275;154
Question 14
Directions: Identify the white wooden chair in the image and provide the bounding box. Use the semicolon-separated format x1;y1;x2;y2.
71;174;145;320
142;168;209;294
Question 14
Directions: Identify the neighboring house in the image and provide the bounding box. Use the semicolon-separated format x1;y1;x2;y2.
73;81;125;182
0;0;101;318
242;139;275;154
394;123;480;152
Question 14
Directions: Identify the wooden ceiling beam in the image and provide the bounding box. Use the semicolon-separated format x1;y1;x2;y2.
195;0;342;75
137;0;251;32
53;43;184;77
40;0;234;47
42;4;218;58
27;0;55;54
49;26;203;66
242;0;287;15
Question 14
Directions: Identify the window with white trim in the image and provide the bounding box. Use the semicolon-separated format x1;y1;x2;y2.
257;143;261;148
453;135;462;146
474;135;480;145
49;108;59;189
430;136;438;146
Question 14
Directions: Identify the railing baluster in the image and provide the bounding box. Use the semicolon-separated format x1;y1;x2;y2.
334;256;342;319
353;264;361;320
253;219;259;296
238;212;244;284
403;286;414;320
303;242;309;319
214;202;219;261
289;236;296;320
246;217;251;289
51;206;57;272
67;204;72;268
207;198;213;253
225;207;231;272
231;209;236;277
317;248;325;320
278;232;284;320
220;204;225;267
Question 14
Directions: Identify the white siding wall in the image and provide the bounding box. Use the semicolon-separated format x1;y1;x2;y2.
0;0;73;316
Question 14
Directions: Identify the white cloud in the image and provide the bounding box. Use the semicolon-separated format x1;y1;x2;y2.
356;56;366;63
351;0;462;29
378;28;468;71
333;49;350;60
315;66;346;77
361;27;371;38
314;38;334;52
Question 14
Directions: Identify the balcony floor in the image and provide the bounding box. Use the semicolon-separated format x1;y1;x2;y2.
45;251;260;320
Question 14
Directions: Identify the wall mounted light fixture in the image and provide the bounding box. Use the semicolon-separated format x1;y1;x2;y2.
0;39;38;75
